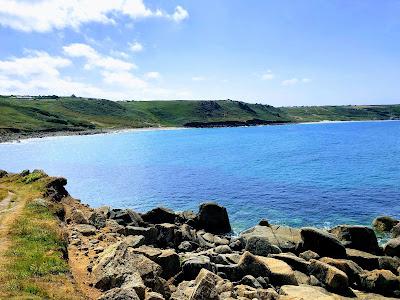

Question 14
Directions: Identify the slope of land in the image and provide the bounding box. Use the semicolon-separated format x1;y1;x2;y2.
1;95;400;142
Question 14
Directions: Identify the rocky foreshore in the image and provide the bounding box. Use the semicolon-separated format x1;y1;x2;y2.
2;169;400;299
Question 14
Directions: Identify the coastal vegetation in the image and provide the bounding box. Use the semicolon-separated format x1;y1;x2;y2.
1;95;400;142
0;170;399;299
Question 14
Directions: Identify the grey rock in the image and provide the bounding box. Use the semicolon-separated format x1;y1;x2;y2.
245;235;280;257
182;255;216;280
74;224;97;236
110;209;144;227
299;250;320;261
125;226;157;245
89;209;107;229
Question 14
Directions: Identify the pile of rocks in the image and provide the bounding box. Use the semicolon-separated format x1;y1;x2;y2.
62;197;400;300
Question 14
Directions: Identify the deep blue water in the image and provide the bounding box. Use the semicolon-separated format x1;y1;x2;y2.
1;121;399;232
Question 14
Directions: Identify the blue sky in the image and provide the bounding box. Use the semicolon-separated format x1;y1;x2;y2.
0;0;399;106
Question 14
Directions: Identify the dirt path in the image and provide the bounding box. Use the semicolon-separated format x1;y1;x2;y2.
0;187;24;272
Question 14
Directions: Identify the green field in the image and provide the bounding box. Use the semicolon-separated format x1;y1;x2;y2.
0;95;399;138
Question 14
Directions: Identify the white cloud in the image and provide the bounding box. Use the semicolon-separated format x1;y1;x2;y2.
192;76;206;81
145;71;161;79
261;70;275;80
63;43;136;71
130;41;144;52
170;6;189;22
0;0;189;32
0;49;189;100
281;77;311;86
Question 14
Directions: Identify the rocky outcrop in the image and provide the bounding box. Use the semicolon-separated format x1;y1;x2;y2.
142;207;177;224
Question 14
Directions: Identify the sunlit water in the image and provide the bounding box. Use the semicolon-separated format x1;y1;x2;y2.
1;121;399;233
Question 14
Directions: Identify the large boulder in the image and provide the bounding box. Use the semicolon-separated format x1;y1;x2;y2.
125;226;157;245
110;209;144;227
89;208;108;229
346;248;379;270
245;235;281;256
237;251;271;279
256;257;298;286
309;259;349;293
43;176;69;201
270;253;310;274
384;238;400;257
155;223;182;248
300;227;346;258
189;269;221;300
359;269;400;296
196;202;231;234
142;207;177;224
319;257;363;286
373;216;399;232
330;225;380;254
240;225;301;252
182;255;216;280
280;284;346;300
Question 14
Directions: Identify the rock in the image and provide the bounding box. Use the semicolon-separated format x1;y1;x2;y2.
144;291;165;300
299;250;320;261
121;272;146;299
346;248;379;270
196;202;231;234
110;209;144;227
74;224;97;236
293;271;309;285
309;259;349;293
180;224;197;243
182;255;216;280
384;238;400;257
379;256;400;275
240;225;301;252
392;223;400;238
280;284;345;300
189;269;221;300
89;209;107;229
234;285;279;299
245;235;281;257
98;288;140;300
319;257;363;286
93;241;162;291
236;275;263;289
257;256;298;286
373;216;399;232
229;237;245;251
237;251;272;279
157;249;180;279
156;223;182;248
124;235;146;248
69;209;88;224
258;218;270;226
125;226;157;245
270;253;310;274
142;207;177;225
44;176;69;201
300;227;346;258
330;225;380;255
213;236;229;246
0;170;8;178
178;241;197;252
179;210;197;226
104;219;126;235
360;269;400;296
214;245;232;254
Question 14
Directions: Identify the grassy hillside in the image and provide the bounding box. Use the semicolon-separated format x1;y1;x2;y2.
1;95;400;139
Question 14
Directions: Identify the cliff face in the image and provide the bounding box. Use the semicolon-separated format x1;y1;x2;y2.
1;169;399;299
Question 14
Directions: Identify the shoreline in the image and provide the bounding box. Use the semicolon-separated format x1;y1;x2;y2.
1;119;399;144
1;169;399;299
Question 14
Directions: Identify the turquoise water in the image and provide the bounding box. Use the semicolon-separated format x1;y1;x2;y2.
1;121;399;232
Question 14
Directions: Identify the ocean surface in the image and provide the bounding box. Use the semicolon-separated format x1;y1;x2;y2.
1;121;399;233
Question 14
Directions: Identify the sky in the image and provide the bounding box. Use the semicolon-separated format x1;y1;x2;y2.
0;0;400;106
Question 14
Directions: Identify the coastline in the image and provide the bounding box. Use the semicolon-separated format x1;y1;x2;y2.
1;118;399;144
1;169;399;299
